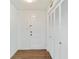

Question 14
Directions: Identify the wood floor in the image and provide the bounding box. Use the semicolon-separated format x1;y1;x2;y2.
11;49;52;59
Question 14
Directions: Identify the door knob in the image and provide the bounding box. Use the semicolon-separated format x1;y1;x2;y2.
30;34;32;36
30;31;32;33
59;41;62;45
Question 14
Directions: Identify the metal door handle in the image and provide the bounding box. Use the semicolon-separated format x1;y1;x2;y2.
59;41;62;45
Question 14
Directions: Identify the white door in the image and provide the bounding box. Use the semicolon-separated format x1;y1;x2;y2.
24;11;46;49
48;0;68;59
55;0;68;59
60;0;68;59
29;15;42;49
48;12;55;58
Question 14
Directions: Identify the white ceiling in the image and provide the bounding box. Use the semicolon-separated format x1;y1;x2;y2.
11;0;49;10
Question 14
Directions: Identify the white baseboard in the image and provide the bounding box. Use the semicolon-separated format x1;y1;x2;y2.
47;49;53;59
10;49;17;58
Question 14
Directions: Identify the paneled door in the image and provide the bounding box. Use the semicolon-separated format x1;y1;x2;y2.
24;11;46;49
29;15;42;49
48;0;68;59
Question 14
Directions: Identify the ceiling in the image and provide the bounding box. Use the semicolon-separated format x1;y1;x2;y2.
11;0;49;10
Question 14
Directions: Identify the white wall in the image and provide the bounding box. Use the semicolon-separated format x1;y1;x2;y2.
10;3;18;57
16;10;47;50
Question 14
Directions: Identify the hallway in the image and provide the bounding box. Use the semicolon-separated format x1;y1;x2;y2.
10;0;68;59
11;49;52;59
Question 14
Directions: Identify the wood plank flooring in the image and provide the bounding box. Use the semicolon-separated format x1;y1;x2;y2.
11;49;52;59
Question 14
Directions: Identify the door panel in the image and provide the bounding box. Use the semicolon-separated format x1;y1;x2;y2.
61;0;68;59
54;6;60;59
48;0;68;59
48;12;55;59
23;11;47;49
30;16;41;49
